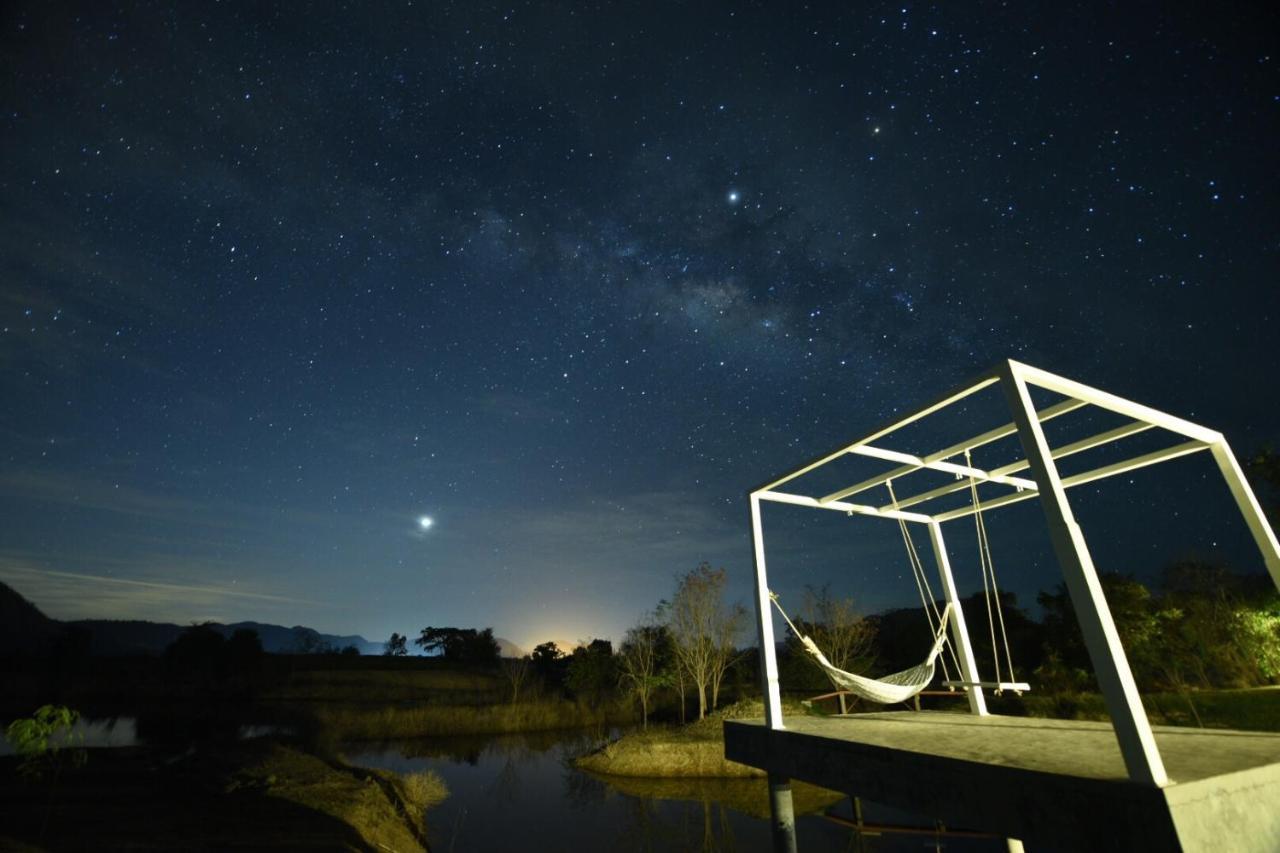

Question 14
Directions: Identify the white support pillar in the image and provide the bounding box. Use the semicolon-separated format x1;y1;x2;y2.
999;361;1168;787
1209;441;1280;590
750;493;785;729
927;521;988;716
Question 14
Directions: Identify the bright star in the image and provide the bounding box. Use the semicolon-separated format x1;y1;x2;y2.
727;190;740;204
418;516;434;530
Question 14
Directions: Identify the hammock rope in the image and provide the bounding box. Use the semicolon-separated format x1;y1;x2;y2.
770;591;952;706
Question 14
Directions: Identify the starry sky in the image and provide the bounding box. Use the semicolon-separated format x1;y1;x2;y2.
1;2;1277;652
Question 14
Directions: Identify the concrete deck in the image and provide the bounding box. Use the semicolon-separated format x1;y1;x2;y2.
724;711;1280;852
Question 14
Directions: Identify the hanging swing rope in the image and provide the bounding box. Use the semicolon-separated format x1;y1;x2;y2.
885;480;963;683
965;448;1021;694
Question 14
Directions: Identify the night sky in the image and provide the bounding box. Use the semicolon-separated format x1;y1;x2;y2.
2;3;1276;652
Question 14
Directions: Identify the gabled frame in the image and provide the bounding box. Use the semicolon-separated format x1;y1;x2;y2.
748;359;1280;788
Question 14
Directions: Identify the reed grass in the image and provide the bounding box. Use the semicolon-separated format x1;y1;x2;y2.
313;699;632;740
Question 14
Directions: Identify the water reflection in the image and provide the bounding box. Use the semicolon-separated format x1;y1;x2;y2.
0;716;295;755
348;729;1005;852
0;716;139;755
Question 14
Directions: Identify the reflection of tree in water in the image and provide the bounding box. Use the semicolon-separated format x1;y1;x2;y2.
610;789;749;853
562;761;608;807
390;728;577;767
489;754;521;806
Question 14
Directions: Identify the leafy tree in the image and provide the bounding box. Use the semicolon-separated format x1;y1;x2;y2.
164;623;231;680
566;639;618;704
415;626;500;664
1038;564;1280;693
5;704;87;840
383;632;409;656
665;563;747;720
225;628;264;676
5;705;86;781
163;624;263;689
340;644;360;656
1038;574;1155;676
1248;448;1280;525
618;617;671;729
532;640;568;686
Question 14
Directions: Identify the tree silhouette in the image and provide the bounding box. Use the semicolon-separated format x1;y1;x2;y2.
665;563;747;720
384;632;409;656
415;626;500;663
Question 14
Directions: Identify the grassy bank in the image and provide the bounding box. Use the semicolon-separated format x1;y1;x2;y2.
312;698;634;740
0;739;446;851
575;699;803;778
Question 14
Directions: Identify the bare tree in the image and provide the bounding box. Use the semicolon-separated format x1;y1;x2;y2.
500;655;532;704
618;618;668;729
665;563;747;720
800;583;876;713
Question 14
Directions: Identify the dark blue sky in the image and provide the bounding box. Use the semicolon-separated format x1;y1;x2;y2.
1;2;1276;650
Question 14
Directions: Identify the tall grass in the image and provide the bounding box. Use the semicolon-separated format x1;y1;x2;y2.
313;699;633;740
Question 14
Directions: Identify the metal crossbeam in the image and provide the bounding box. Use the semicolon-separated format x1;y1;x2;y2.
884;420;1156;512
755;367;1002;494
756;489;932;523
818;398;1086;505
932;439;1211;522
836;445;1038;494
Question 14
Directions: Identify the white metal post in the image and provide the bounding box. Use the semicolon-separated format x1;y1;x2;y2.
750;493;785;729
1209;441;1280;590
926;521;988;716
1000;361;1168;787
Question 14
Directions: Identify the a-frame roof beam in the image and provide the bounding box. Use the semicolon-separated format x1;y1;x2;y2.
1012;361;1222;445
884;419;1157;512
755;489;933;523
819;397;1086;504
754;367;1001;494
931;439;1210;522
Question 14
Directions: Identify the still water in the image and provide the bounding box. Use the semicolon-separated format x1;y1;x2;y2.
0;716;291;755
349;729;1006;853
0;716;139;754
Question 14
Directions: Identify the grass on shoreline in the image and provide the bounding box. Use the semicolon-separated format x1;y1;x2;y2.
0;739;445;851
575;699;800;779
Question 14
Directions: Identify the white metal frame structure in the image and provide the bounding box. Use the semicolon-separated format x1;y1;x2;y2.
749;359;1280;788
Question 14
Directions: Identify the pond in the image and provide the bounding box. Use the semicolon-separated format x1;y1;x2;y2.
348;729;1008;852
0;716;140;754
0;716;294;755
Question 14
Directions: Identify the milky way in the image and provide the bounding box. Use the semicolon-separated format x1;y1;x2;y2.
1;3;1276;648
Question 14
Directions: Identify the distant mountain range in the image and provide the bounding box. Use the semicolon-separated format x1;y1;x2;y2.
63;618;384;656
0;581;523;657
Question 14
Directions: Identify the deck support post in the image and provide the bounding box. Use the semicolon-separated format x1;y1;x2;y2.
751;495;797;852
768;772;798;853
926;521;988;716
1000;361;1168;787
1209;440;1280;591
750;493;785;729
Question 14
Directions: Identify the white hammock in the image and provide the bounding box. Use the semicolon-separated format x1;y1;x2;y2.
773;593;953;706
